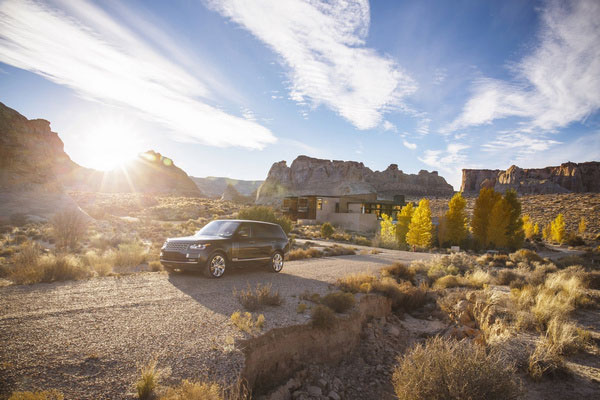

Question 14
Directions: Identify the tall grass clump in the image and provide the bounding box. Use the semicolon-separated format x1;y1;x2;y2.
311;304;336;330
136;359;160;400
160;380;223;400
234;283;282;311
320;291;355;313
392;337;520;400
113;242;147;267
51;209;88;251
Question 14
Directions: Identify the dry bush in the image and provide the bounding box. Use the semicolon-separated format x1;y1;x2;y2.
149;261;163;272
10;253;90;285
495;269;520;286
230;311;265;334
137;359;160;400
544;317;590;355
82;250;113;276
392;337;520;400
323;245;356;257
335;272;377;293
320;291;355;313
528;339;566;381
372;278;428;311
555;255;587;268
234;283;282;311
287;247;322;261
582;270;600;290
160;380;223;400
524;263;557;286
8;391;64;400
465;269;494;288
433;275;470;289
381;262;415;282
51;209;88;251
296;303;307;313
311;305;336;330
510;249;543;265
352;235;372;246
113;243;147;267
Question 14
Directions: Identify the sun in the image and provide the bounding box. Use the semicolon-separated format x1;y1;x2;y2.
80;122;142;171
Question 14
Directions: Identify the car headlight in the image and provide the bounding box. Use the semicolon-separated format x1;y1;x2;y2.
189;243;210;250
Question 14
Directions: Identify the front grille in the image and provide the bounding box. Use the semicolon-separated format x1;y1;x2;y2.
161;251;188;261
165;242;189;252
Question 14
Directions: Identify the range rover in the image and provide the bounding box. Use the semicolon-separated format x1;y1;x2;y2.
160;219;289;278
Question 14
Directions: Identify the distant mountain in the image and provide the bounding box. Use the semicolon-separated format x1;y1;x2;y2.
191;176;262;199
0;102;201;221
256;155;454;204
461;163;600;195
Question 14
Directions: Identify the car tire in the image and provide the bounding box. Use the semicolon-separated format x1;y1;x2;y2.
205;252;227;278
269;251;284;273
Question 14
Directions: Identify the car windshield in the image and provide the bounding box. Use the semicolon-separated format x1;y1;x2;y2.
195;220;240;237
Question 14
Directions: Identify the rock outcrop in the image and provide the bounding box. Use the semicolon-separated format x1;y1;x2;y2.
256;155;454;204
461;162;600;195
0;102;201;221
191;176;262;199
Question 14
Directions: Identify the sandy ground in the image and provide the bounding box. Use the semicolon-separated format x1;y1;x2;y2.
0;249;434;399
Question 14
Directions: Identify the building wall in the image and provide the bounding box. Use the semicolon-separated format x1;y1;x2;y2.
316;212;378;232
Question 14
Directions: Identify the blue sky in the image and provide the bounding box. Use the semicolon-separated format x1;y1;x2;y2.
1;0;599;189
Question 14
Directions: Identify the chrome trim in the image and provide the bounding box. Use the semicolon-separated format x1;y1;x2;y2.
235;256;271;261
160;260;199;265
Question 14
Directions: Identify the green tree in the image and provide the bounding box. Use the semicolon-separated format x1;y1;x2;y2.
550;214;566;244
238;206;292;234
471;188;501;248
503;190;524;250
395;203;415;245
320;222;334;238
379;213;397;248
441;193;468;246
406;199;433;249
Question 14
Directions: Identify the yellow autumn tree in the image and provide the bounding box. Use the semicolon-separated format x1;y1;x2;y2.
578;217;586;235
379;213;396;248
542;223;552;241
440;192;468;246
395;202;415;245
487;197;511;249
471;188;502;248
550;214;566;244
523;215;536;239
406;199;433;249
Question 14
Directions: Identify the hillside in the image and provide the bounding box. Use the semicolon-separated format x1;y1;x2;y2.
461;162;600;195
191;176;262;198
257;155;454;204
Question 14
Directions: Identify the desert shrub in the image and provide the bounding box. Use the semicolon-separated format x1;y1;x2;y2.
113;242;147;267
137;359;159;400
369;277;428;311
528;339;566;381
545;317;590;355
160;380;223;400
320;222;334;239
296;303;307;313
323;245;355;257
582;270;600;290
465;269;493;288
311;305;336;330
82;250;113;276
381;262;415;282
38;254;90;283
234;283;282;311
495;269;519;285
352;235;371;246
51;209;88;251
566;233;585;246
392;337;520;400
525;263;558;286
299;290;321;303
8;390;64;400
509;249;543;264
433;275;470;289
320;291;355;313
331;231;352;242
555;255;586;268
287;247;322;260
230;311;265;334
336;273;377;293
237;206;292;234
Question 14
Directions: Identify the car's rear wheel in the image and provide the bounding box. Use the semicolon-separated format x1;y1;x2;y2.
269;251;284;273
206;253;227;278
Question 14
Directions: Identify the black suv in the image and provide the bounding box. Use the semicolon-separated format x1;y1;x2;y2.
160;220;289;278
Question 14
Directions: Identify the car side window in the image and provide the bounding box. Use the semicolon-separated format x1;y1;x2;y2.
237;224;251;239
253;224;270;239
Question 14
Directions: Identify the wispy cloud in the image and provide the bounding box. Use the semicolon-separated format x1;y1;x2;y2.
0;0;276;149
482;132;561;155
402;140;417;150
382;120;397;132
416;117;431;135
419;143;470;190
447;0;600;133
207;0;417;130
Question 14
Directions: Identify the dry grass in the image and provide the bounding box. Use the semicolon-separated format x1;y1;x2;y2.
234;283;282;311
230;311;265;334
296;302;308;313
527;339;566;381
10;253;91;285
136;359;160;400
381;262;415;282
544;317;591;355
320;291;355;313
160;380;223;400
287;247;322;260
113;242;148;267
433;275;470;289
311;305;336;330
392;336;520;400
8;391;64;400
335;272;377;293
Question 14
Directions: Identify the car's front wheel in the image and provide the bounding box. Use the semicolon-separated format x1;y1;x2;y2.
206;253;227;278
269;251;284;273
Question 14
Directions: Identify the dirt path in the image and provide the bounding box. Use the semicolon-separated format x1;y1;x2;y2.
0;250;434;399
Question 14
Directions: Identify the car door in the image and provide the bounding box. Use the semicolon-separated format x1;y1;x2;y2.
253;223;274;259
235;223;258;260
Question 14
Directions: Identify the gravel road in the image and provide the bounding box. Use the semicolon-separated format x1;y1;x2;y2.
0;249;434;399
